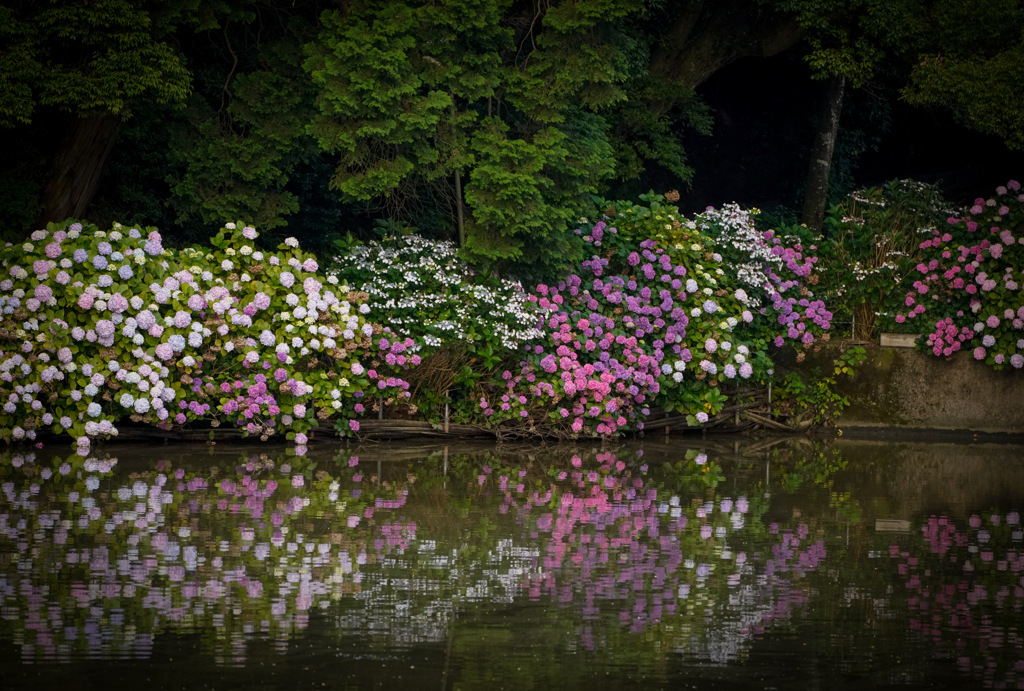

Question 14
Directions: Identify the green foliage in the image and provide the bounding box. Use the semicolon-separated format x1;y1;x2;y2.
902;0;1024;150
303;0;644;273
0;0;194;126
771;0;926;86
773;346;865;426
167;34;316;232
816;179;960;339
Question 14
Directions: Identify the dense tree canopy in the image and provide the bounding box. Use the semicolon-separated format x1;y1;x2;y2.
0;0;1021;273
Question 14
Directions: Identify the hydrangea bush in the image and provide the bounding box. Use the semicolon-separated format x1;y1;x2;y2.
327;233;543;417
816;180;960;340
892;180;1024;369
0;219;409;447
467;194;832;435
329;234;542;352
2;193;833;445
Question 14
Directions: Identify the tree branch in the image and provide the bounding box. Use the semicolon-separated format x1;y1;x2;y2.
648;1;805;116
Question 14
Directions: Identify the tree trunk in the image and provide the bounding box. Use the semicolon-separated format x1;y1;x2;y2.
37;113;122;225
454;168;465;248
801;76;846;231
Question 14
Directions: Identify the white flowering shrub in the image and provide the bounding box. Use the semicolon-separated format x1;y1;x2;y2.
330;234;541;351
817;179;961;339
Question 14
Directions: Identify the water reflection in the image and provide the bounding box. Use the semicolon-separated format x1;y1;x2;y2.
0;439;1022;688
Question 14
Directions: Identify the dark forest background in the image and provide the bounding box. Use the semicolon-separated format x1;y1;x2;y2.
2;0;1022;275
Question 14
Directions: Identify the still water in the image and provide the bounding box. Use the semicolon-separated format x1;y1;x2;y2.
1;437;1022;690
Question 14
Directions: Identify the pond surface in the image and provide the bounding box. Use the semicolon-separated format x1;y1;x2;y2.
1;437;1023;690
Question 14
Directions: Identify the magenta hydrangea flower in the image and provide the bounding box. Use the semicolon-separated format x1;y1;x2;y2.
108;293;129;312
135;309;155;330
95;319;115;338
252;292;271;310
303;277;321;295
33;284;53;302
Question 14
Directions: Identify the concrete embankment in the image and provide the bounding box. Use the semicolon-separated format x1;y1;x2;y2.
784;342;1024;438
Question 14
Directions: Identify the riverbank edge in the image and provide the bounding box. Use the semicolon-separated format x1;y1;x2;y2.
776;342;1024;437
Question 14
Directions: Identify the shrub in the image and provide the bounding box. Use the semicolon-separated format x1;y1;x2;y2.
1;193;835;445
817;179;960;340
0;219;408;447
467;194;832;436
892;179;1024;369
328;233;543;418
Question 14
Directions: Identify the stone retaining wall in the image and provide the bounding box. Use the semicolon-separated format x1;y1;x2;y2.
786;344;1024;435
